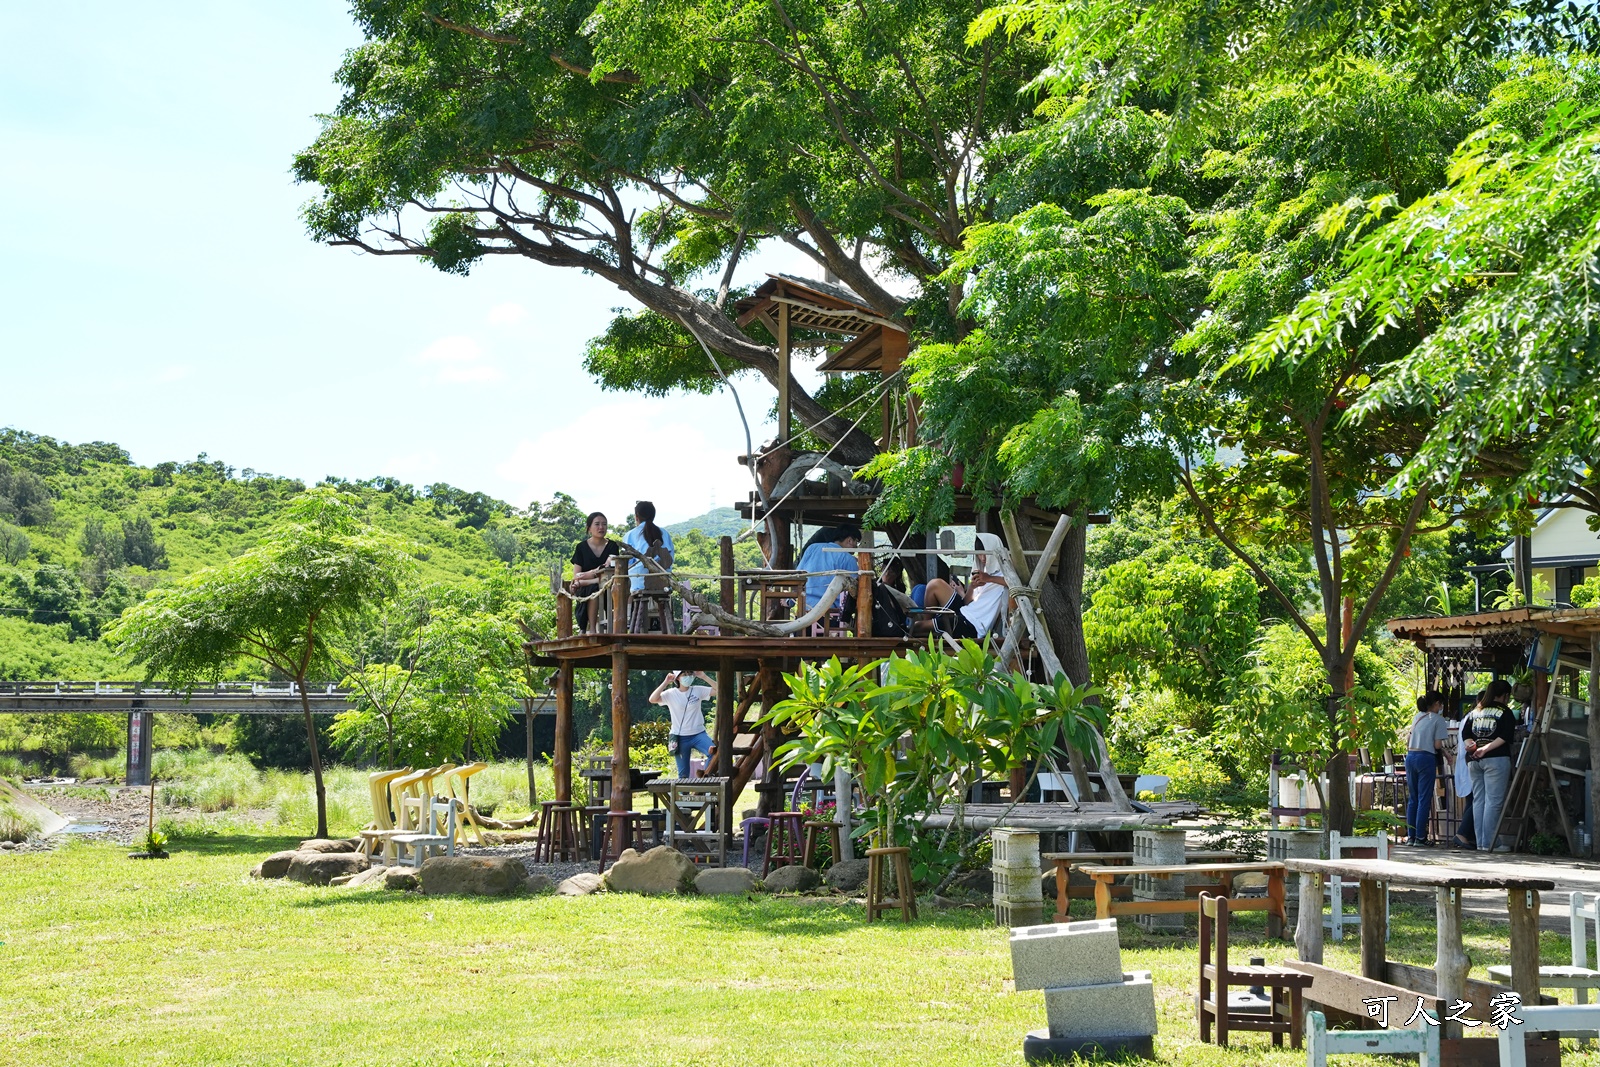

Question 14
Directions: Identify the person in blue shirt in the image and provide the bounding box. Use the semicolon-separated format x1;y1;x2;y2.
797;525;862;609
622;500;674;592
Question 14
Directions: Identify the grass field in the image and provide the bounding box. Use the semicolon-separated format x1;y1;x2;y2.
4;837;1600;1066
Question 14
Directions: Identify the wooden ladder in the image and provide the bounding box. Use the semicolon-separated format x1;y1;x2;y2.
1491;683;1560;850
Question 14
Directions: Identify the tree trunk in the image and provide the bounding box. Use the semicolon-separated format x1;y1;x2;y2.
299;682;328;839
385;717;394;771
1018;513;1091;685
1323;693;1354;836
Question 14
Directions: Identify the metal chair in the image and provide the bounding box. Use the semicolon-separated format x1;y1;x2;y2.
391;798;459;869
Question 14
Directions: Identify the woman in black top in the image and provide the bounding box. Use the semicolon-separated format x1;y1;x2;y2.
1462;678;1518;851
571;512;619;632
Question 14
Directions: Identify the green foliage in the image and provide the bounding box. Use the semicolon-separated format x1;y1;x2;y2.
583;306;730;396
0;794;40;842
232;714;336;773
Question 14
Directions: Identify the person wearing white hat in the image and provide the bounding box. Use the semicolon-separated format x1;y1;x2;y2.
649;669;714;778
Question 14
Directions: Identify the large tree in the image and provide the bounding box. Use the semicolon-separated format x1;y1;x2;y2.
106;490;414;837
296;0;1049;463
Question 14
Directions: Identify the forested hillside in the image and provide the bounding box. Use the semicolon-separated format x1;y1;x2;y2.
0;427;594;679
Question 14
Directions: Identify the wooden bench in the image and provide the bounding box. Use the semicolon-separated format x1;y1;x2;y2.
1076;861;1287;937
1044;850;1241;921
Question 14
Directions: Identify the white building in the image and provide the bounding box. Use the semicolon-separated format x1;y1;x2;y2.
1501;501;1600;605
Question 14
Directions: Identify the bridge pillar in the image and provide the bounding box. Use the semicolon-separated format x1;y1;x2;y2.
125;706;153;787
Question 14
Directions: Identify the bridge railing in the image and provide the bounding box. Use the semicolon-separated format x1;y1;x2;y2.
0;681;346;698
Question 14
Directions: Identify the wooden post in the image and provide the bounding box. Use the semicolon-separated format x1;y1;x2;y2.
612;554;629;635
554;663;573;803
777;302;791;445
719;535;735;616
1295;872;1324;964
856;549;874;637
556;584;572;639
1359;878;1387;978
1508;888;1542;1005
715;657;736;778
1435;885;1470;1039
611;647;630;815
525;697;538;809
758;661;784;816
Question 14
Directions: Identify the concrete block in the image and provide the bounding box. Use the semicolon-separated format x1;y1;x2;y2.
1042;972;1157;1041
1268;830;1323;924
992;829;1040;869
1009;919;1123;991
1023;1029;1154;1064
992;864;1044;904
995;900;1047;927
1132;829;1186;931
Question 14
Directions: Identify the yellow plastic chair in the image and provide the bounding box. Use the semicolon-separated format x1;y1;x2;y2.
439;762;489;844
357;767;413;857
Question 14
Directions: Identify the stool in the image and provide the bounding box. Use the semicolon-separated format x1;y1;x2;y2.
865;846;916;922
627;590;672;633
581;805;609;861
802;821;844;871
537;801;581;862
533;800;562;862
598;811;658;871
764;812;806;876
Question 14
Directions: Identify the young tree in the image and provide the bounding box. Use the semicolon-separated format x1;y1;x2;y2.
105;489;414;837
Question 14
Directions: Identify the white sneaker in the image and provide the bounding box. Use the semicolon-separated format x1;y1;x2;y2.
1492;845;1513;853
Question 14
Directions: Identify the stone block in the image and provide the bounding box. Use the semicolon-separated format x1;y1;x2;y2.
556;872;604;896
1132;829;1186;931
419;855;525;897
824;858;869;893
992;864;1044;904
1023;1030;1154;1064
252;849;300;879
991;829;1041;869
1042;972;1157;1042
604;845;696;895
1009;919;1123;992
1268;829;1324;924
695;867;756;896
995;900;1047;927
286;851;370;886
764;864;821;893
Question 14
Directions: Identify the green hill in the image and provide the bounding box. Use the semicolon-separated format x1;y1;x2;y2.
0;427;587;679
665;507;747;540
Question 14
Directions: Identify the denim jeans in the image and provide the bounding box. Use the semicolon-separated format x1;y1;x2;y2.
1404;750;1437;842
672;731;714;778
1469;756;1512;849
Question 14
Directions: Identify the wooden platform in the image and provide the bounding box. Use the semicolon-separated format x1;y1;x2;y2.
921;801;1201;831
527;631;918;670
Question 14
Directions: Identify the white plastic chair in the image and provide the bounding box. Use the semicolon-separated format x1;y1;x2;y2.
1133;774;1171;799
390;798;459;869
1498;1003;1600;1066
1489;892;1600;1027
1326;830;1389;942
1307;1009;1440;1067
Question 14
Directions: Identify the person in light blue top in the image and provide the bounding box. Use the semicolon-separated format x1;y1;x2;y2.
622;500;674;591
797;524;862;608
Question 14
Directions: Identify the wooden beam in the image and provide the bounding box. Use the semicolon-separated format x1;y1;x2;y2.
1359;878;1387;979
715;658;736;778
611;554;629;636
856;549;874;637
611;646;630;815
1508;888;1542;1006
554;663;574;803
719;535;735;617
1590;633;1600;858
1436;885;1470;1039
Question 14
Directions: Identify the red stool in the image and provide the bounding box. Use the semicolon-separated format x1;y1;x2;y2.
764;811;806;876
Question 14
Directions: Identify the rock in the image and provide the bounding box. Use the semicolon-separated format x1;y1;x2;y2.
949;869;994;896
419;855;525;897
345;865;389;888
523;873;554;895
824;858;869;893
695;867;757;896
330;875;354;886
556;872;605;896
253;849;301;879
604;846;697;895
764;864;822;893
1;840;16;850
385;867;420;891
297;837;359;854
286;851;370;886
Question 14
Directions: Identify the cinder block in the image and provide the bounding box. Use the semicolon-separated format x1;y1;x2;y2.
1268;830;1323;924
992;829;1041;869
995;900;1047;927
992;864;1044;904
1132;829;1186;931
1009;919;1123;991
1042;972;1158;1041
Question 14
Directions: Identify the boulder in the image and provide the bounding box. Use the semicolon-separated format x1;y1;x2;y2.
345;865;389;888
286;851;370;886
949;869;994;896
297;837;359;854
523;873;555;895
252;849;300;879
419;855;525;897
385;867;420;891
824;858;870;893
765;864;822;893
330;875;354;886
695;867;757;896
556;872;605;896
604;846;697;896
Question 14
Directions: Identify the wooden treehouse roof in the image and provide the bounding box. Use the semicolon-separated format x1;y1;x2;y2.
1387;606;1600;644
735;274;909;375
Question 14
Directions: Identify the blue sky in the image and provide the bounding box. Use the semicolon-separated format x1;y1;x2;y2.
0;3;818;525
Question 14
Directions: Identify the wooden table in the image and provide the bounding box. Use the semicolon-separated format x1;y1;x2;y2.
646;776;730;866
1283;858;1556;1041
1044;850;1240;921
1077;861;1287;938
578;767;661;804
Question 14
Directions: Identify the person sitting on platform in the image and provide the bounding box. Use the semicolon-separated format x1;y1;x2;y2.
797;525;862;612
650;669;714;778
570;511;620;632
914;532;1009;641
622;500;674;592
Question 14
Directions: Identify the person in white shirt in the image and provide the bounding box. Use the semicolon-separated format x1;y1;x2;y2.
915;532;1009;641
649;669;714;777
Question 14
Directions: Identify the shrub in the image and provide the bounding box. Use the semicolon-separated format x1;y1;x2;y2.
630;720;670;748
0;795;40;842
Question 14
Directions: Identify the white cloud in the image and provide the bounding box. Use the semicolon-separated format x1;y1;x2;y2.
487;302;526;325
415;335;503;384
495;399;756;524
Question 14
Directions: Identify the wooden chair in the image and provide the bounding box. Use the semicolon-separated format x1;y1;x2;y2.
1489;892;1600;1023
1499;1004;1600;1067
1307;1009;1440;1066
865;846;917;922
391;798;459;869
1197;893;1311;1049
1326;830;1388;942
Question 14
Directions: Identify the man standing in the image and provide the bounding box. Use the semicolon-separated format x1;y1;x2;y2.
651;669;715;778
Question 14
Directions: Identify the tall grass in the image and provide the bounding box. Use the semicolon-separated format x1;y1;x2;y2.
147;749;557;837
0;795;41;842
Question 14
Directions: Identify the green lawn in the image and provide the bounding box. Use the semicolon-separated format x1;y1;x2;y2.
2;837;1596;1066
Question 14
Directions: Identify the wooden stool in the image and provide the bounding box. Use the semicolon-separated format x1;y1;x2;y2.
580;805;609;860
627;590;672;633
537;801;581;862
802;820;843;871
598;811;657;871
1198;893;1311;1048
865;846;917;922
764;811;806;876
533;800;561;862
